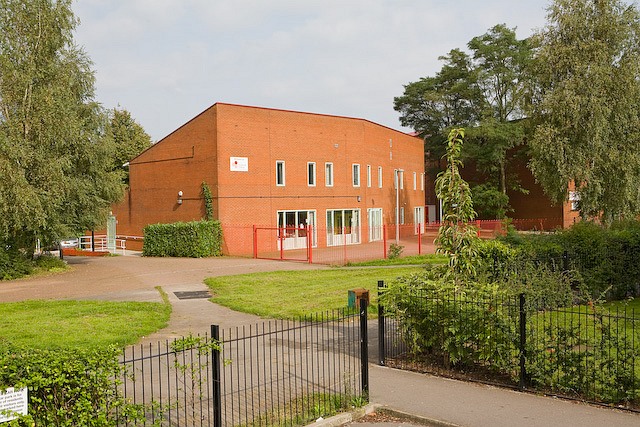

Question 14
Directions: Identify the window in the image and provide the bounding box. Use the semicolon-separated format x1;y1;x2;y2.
276;161;285;186
325;162;334;187
366;165;371;188
352;164;360;187
421;173;425;191
378;166;383;188
326;209;361;246
277;210;317;249
413;172;417;190
307;162;316;187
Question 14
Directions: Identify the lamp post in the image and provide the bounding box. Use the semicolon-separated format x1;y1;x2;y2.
395;169;404;244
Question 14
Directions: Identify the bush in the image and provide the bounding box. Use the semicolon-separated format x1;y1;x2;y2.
387;243;404;260
380;273;518;371
0;249;33;280
143;220;223;257
0;343;141;426
501;220;640;300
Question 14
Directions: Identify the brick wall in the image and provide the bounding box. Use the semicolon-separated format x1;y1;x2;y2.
112;103;425;256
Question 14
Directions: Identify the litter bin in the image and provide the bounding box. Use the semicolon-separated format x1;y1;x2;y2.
348;288;370;309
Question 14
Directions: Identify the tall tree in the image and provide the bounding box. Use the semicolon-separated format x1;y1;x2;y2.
395;25;532;219
109;108;152;184
0;0;123;252
528;0;640;225
467;24;531;197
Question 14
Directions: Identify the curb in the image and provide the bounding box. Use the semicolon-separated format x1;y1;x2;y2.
308;404;461;427
376;407;460;427
309;403;379;427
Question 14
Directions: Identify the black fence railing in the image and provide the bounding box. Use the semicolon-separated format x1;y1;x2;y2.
378;282;640;410
117;301;369;426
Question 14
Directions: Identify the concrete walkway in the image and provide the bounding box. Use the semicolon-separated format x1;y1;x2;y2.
3;255;640;427
364;365;640;427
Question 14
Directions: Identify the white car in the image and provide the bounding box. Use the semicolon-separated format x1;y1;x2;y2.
59;237;79;248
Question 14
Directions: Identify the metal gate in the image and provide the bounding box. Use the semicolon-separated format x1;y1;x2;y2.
117;302;369;426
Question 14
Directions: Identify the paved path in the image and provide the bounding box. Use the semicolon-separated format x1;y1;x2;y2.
3;254;640;427
366;365;640;427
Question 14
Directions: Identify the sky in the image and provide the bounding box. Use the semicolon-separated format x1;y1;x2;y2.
73;0;551;142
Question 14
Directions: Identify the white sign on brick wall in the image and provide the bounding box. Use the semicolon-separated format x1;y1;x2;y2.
0;387;28;423
230;157;249;172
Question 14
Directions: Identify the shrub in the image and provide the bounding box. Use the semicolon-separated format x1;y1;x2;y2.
501;220;640;300
387;243;404;260
0;249;33;280
0;343;140;426
143;220;223;257
380;273;518;372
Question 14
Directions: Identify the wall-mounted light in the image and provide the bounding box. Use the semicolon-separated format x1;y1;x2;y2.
177;190;183;205
357;196;361;202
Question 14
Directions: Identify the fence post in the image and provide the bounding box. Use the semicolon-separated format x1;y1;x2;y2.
307;225;313;264
383;225;388;259
253;225;257;259
377;280;386;366
359;298;369;399
211;325;222;427
518;293;527;389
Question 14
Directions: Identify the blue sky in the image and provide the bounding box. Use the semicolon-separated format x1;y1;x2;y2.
73;0;551;141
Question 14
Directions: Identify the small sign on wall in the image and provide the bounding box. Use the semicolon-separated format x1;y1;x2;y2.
0;387;28;422
230;157;249;172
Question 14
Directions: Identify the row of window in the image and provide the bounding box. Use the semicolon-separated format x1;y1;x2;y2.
275;161;425;191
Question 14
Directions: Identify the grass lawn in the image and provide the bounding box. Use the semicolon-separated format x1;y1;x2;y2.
205;267;423;319
0;295;171;349
346;254;447;266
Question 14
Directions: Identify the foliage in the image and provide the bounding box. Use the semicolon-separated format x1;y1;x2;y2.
395;24;532;211
528;0;640;225
434;128;480;281
380;270;639;405
0;253;66;281
0;343;135;426
143;220;223;258
387;243;404;260
526;305;640;403
471;183;510;219
0;0;124;254
394;48;482;141
380;274;518;370
201;181;213;220
109;108;152;185
504;220;640;300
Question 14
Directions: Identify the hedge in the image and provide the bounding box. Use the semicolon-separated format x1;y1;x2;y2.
142;220;223;257
501;220;640;300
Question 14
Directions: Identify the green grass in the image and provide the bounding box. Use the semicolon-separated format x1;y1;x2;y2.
345;254;447;266
205;267;423;319
0;296;171;349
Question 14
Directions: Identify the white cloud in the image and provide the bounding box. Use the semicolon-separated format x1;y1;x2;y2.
73;0;550;141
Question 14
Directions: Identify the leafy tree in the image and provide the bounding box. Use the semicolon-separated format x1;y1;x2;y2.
395;25;532;218
528;0;640;225
435;128;480;283
109;108;152;184
0;0;123;253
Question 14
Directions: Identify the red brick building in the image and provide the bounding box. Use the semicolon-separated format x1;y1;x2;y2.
112;103;426;256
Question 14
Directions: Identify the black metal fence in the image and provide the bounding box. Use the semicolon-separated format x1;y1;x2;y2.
117;301;369;426
378;282;640;409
